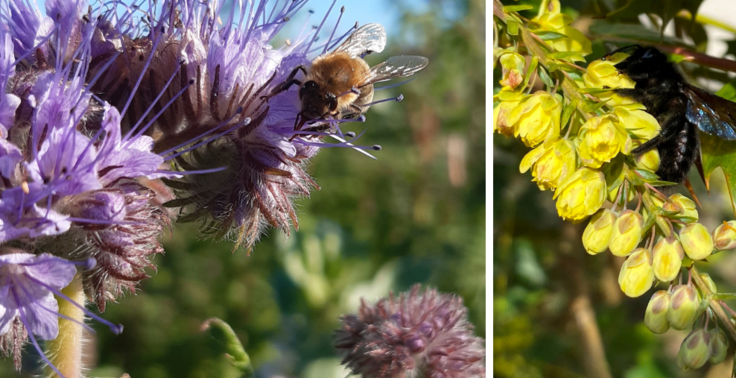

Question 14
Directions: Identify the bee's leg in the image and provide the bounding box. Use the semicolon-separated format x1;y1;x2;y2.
613;88;647;103
262;65;308;99
631;109;687;154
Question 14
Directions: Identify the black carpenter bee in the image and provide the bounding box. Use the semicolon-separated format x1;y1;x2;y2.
602;45;736;184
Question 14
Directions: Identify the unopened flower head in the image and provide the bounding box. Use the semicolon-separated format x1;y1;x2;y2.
618;248;654;298
608;210;643;257
679;223;713;261
708;328;729;364
652;238;684;282
334;285;485;378
582;209;616;255
668;285;700;330
644;290;670;334
677;329;710;370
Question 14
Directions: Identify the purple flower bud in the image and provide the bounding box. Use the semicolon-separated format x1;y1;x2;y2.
334;285;485;378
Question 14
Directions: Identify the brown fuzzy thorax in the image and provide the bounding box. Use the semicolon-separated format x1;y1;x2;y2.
303;51;370;117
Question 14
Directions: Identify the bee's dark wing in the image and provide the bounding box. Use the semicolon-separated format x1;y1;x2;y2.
334;23;386;58
359;55;429;87
683;84;736;140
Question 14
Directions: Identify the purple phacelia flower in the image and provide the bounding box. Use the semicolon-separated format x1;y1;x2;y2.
0;0;180;314
334;285;486;378
0;251;122;374
84;0;390;253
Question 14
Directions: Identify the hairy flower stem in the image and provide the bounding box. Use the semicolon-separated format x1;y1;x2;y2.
46;274;86;378
690;266;736;341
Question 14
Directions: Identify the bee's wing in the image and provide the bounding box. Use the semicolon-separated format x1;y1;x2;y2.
683;85;736;140
359;55;429;87
335;23;387;58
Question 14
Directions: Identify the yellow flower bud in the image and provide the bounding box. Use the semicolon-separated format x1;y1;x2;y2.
709;328;729;364
713;221;736;250
509;91;562;147
634;149;660;172
677;329;711;370
609;210;643;257
618;248;654;298
612;107;661;143
652;238;684;282
679;223;713;261
553;168;607;221
582;209;617;255
644;290;670;334
493;92;525;136
499;52;526;91
665;194;698;222
520;139;577;191
577;115;632;168
668;285;700;330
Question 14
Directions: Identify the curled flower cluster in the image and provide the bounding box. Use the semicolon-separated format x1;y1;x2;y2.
334;285;485;378
0;0;414;374
495;0;736;371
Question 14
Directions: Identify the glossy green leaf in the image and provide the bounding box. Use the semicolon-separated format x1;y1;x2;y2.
699;131;736;216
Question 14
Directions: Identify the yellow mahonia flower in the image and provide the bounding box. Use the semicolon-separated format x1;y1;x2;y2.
618;248;654;298
577;115;632;168
609;210;643;257
664;193;698;222
520;138;577;191
507;91;562;147
582;209;617;255
612;106;661;142
493;91;525;136
583;53;635;89
635;149;660;172
652;238;684;282
668;285;700;330
499;52;526;91
553;167;606;221
532;0;591;62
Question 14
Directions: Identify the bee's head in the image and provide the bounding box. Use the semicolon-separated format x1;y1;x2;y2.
299;80;338;120
607;45;669;82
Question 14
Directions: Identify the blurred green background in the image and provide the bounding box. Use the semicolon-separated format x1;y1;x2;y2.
495;0;736;377
0;0;485;377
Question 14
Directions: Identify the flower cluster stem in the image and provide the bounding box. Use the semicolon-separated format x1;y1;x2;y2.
690;266;736;341
46;273;86;378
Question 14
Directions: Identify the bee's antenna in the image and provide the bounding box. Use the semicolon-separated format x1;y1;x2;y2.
323;6;345;54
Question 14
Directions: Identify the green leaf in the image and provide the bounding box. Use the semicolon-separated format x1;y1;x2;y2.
589;21;688;46
561;100;575;127
522;57;539;90
202;318;253;378
548;51;585;60
699;130;736;216
503;5;533;12
507;19;519;35
716;79;736;102
534;30;567;41
537;66;554;88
